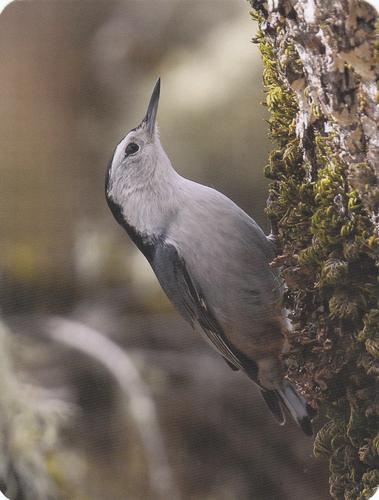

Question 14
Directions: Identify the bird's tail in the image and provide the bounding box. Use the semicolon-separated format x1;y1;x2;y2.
260;388;286;426
277;380;313;435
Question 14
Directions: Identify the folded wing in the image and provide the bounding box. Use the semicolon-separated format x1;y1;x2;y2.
150;240;286;425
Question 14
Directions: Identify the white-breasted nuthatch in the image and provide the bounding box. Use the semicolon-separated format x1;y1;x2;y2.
105;79;313;434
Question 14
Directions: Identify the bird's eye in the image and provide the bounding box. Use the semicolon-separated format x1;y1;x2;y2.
125;142;139;157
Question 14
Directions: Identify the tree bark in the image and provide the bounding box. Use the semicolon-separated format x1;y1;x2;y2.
250;1;378;498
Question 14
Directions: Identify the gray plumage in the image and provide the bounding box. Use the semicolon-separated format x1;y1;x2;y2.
105;79;313;435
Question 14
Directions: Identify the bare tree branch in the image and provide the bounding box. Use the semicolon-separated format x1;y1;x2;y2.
47;317;180;500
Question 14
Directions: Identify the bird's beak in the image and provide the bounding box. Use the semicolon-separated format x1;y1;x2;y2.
142;78;160;138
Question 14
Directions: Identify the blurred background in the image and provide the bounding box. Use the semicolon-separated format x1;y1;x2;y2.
0;1;329;499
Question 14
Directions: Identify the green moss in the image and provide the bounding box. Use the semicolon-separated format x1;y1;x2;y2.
251;8;379;499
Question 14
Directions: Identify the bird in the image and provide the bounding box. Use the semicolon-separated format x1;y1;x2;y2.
105;78;313;435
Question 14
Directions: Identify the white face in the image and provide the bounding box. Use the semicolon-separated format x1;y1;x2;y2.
107;125;159;200
105;79;179;236
113;125;156;168
107;78;162;204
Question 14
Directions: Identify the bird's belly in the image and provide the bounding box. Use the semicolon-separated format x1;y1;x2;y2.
190;260;284;359
216;307;286;361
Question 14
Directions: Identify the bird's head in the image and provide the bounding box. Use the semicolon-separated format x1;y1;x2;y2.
106;78;166;198
106;78;179;235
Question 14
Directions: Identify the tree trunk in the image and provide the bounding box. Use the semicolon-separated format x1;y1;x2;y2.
249;1;378;498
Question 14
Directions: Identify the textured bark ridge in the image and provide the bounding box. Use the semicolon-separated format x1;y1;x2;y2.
250;1;378;498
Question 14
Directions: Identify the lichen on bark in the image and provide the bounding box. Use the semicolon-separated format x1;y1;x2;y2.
250;0;378;498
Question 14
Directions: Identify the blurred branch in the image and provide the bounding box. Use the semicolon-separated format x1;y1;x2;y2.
47;317;180;500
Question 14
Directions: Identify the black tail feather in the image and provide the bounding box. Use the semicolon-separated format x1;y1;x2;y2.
223;350;313;434
260;389;286;425
278;380;314;436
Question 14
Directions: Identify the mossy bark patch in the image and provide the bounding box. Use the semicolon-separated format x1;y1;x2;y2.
250;1;378;498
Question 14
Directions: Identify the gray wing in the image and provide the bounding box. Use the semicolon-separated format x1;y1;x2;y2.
151;240;286;425
151;241;244;371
